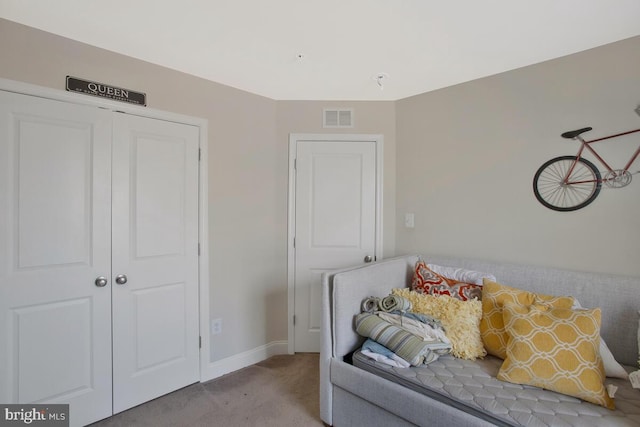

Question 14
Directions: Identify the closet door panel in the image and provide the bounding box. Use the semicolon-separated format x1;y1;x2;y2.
134;136;186;258
111;113;199;413
0;91;113;426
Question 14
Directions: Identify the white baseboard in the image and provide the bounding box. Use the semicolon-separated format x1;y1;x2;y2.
201;340;288;382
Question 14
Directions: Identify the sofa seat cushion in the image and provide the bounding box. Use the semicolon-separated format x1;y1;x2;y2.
352;351;640;427
330;358;493;427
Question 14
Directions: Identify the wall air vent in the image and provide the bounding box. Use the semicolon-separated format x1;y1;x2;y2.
323;108;353;128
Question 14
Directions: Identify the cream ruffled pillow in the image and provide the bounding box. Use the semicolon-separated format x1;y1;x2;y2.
392;288;485;360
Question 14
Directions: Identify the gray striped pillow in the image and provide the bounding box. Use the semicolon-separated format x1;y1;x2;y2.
355;312;446;366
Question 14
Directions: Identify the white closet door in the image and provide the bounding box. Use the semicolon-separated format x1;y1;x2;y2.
111;113;200;413
0;92;113;426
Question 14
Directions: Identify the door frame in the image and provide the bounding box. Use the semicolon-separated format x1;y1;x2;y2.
287;133;384;354
0;77;211;380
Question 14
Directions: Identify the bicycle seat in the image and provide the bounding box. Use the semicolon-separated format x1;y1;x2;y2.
561;127;592;139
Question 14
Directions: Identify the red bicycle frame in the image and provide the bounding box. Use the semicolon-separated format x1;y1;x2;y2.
564;128;640;185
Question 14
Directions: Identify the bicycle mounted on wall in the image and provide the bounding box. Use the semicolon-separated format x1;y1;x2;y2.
533;126;640;211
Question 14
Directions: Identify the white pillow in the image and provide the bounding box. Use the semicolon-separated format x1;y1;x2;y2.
637;310;640;369
631;311;640;389
573;299;628;379
600;340;629;379
427;263;496;285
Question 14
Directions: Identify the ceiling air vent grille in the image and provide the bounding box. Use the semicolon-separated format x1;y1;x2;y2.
323;108;353;128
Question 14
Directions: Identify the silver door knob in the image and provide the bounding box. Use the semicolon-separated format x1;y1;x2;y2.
95;276;108;287
364;255;373;263
115;274;128;285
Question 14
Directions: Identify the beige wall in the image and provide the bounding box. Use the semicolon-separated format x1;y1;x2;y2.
0;19;398;363
2;18;638;369
0;19;280;363
396;36;640;276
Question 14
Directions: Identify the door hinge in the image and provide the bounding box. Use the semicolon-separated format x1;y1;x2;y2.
294;159;297;170
293;237;295;248
198;148;201;161
199;336;202;349
198;243;201;256
293;315;296;325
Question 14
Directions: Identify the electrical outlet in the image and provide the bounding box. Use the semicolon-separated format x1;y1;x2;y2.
211;318;222;335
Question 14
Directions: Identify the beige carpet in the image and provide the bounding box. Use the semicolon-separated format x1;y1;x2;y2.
91;353;324;427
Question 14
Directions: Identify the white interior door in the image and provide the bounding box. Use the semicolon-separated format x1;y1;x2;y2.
0;92;113;426
111;114;200;413
293;139;378;352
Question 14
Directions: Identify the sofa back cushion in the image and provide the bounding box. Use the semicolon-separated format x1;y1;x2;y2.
325;254;640;366
424;255;640;367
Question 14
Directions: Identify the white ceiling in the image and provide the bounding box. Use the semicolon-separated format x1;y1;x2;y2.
1;0;639;101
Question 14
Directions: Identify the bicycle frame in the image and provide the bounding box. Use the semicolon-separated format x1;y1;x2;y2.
564;128;640;185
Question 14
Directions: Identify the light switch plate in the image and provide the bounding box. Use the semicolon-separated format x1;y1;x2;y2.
211;318;222;335
405;213;415;228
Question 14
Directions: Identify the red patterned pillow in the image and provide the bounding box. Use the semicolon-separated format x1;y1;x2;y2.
412;260;482;301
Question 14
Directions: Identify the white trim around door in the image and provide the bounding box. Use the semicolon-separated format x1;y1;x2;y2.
287;133;384;354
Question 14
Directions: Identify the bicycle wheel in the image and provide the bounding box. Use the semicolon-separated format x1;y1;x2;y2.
533;156;601;211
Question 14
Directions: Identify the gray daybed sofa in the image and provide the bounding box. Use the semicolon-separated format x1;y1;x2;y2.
320;254;640;426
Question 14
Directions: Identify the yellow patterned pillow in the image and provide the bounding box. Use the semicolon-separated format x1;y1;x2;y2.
497;303;614;409
480;280;574;359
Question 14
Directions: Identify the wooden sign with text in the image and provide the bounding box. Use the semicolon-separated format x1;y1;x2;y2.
66;76;146;106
